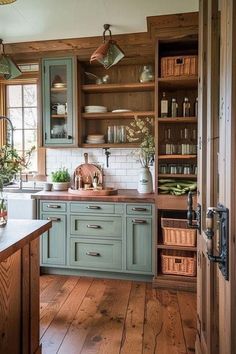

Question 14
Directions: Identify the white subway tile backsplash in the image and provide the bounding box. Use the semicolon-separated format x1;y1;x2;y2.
46;148;146;190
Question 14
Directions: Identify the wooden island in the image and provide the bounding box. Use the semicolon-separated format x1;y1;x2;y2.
0;220;51;354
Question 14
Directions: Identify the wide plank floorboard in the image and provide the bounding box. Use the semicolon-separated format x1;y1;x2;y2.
40;275;197;354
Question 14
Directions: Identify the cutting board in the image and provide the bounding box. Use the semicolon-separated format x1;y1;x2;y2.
74;153;103;185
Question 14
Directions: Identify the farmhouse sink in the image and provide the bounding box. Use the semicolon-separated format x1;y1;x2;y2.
3;187;42;194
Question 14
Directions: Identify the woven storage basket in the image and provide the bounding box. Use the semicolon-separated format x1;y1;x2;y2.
161;218;197;247
161;250;197;277
161;55;198;78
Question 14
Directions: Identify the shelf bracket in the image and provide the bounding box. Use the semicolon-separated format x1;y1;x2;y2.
103;148;111;168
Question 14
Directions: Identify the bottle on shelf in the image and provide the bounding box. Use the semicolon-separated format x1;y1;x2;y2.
165;128;176;155
160;92;168;117
191;129;198;154
195;97;198;117
183;97;191;117
171;98;178;117
182;128;191;154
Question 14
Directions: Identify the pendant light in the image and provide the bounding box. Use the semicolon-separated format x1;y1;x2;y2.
0;0;16;4
90;24;125;69
0;39;22;80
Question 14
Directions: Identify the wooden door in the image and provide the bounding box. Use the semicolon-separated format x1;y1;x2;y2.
196;1;236;354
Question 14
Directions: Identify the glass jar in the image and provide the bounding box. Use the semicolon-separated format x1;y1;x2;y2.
183;164;191;175
159;164;168;174
169;164;177;174
139;65;154;83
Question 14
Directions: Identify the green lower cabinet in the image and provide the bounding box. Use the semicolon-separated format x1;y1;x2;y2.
41;214;66;265
69;238;122;270
126;217;152;273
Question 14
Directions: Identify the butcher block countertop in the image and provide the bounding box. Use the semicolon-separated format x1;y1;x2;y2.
0;219;51;262
33;189;156;203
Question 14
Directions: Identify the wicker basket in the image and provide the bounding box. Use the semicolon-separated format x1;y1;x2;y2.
161;218;197;247
161;250;197;276
161;55;198;78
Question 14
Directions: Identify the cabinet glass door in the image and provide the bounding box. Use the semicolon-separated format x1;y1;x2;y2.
42;57;76;146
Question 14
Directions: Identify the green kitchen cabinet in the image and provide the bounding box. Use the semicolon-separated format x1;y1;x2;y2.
126;216;152;272
41;57;77;147
41;213;66;265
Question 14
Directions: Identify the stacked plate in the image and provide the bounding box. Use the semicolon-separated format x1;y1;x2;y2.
85;105;107;113
86;134;105;144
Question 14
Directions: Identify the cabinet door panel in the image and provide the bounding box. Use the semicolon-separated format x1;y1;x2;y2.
126;217;152;273
70;238;122;270
41;214;66;265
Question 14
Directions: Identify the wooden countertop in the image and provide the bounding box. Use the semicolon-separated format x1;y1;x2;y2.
0;220;51;262
32;189;156;203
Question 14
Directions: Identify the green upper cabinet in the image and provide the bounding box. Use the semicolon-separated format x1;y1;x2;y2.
41;57;78;146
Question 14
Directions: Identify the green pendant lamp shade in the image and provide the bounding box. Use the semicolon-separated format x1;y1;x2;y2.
0;39;22;79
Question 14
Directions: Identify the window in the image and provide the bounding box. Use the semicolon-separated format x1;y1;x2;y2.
6;84;38;171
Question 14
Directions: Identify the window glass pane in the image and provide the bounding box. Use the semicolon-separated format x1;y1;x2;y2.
23;84;37;107
14;130;23;151
24;130;37;150
8;108;22;129
24;108;37;129
7;85;22;107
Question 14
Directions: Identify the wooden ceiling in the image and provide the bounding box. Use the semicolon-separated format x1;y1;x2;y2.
4;12;198;62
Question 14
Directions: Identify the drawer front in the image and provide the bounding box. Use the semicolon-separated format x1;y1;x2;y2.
70;215;122;238
41;201;67;212
126;204;152;216
70;202;115;214
70;238;122;270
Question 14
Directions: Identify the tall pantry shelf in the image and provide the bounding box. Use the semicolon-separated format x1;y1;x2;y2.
154;36;198;292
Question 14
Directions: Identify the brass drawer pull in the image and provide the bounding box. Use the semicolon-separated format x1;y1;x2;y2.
132;219;147;224
47;217;61;222
47;204;61;209
86;224;101;229
131;207;147;212
86;251;101;257
86;206;101;210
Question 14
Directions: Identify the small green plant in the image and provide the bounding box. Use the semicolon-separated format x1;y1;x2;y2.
51;168;71;183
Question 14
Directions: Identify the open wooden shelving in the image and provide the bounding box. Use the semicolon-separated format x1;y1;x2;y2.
158;117;197;123
81;142;138;148
51;114;67;118
158;173;197;179
158;154;197;159
82;111;155;119
82;82;155;93
158;76;198;89
157;244;197;252
50;87;67;92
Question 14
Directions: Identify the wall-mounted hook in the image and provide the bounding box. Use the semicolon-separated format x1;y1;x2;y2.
103;148;111;168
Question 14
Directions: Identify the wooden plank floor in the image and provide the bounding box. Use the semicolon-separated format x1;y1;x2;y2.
40;275;197;354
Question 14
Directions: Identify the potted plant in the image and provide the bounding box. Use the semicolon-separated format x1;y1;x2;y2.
51;167;71;191
126;117;155;193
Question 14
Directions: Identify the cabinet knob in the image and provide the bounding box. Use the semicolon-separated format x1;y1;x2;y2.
47;204;61;209
86;224;101;229
86;205;101;210
47;217;61;222
131;207;147;212
68;135;72;139
86;251;101;257
132;219;147;224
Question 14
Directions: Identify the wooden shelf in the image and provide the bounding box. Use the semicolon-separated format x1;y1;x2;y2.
158;174;197;179
158;154;197;159
81;143;139;148
51;114;67;118
82;111;155;119
157;244;197;252
82;82;155;93
153;274;196;292
157;193;197;210
50;87;67;92
158;117;197;123
158;76;198;89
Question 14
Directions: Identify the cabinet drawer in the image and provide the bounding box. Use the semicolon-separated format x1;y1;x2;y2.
126;204;152;215
70;215;122;238
70;238;122;270
70;202;115;214
41;202;67;212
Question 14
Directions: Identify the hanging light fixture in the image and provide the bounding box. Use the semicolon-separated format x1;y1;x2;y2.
0;39;22;79
0;0;16;4
90;24;125;69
